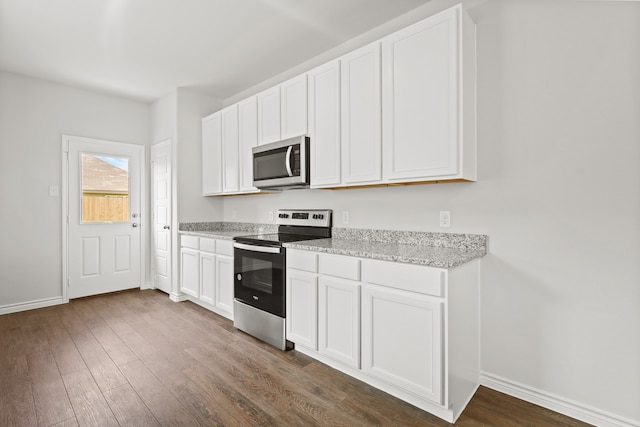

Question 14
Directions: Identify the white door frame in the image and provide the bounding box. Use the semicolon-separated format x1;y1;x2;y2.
61;134;146;303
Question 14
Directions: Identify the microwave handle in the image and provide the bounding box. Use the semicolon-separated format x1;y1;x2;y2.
285;146;293;177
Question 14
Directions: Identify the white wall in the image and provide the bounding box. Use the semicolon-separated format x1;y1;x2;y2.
0;71;149;308
220;0;640;423
175;88;223;222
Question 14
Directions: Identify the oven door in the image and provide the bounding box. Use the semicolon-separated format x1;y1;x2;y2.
233;242;285;317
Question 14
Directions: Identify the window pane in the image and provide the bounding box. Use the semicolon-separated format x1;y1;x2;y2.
81;153;130;223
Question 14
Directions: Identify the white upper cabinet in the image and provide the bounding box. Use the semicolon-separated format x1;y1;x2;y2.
281;74;308;139
308;60;341;188
202;4;475;195
202;112;222;195
382;5;476;183
257;74;308;145
222;105;239;193
257;85;281;145
238;96;259;192
341;43;382;185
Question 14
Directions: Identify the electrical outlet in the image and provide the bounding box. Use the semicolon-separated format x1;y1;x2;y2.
439;211;451;228
342;211;350;225
268;211;274;222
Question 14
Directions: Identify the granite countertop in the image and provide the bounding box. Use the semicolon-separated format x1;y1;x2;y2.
179;222;488;269
284;238;485;269
178;230;247;240
178;221;277;240
284;228;488;269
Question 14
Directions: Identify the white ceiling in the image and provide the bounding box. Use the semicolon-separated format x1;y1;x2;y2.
0;0;433;103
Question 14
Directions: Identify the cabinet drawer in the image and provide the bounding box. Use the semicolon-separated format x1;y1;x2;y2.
288;250;318;272
199;238;216;253
319;254;360;281
216;239;234;256
363;260;444;297
181;235;199;250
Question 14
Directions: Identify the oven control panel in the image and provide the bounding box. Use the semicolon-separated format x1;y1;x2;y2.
276;209;332;227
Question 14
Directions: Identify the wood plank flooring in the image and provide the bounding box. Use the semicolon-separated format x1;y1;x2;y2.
0;290;592;426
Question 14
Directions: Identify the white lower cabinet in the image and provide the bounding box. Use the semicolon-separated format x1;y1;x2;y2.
286;269;318;350
362;284;443;404
180;247;200;298
179;236;234;320
199;251;216;305
215;254;234;316
318;276;360;368
286;248;480;423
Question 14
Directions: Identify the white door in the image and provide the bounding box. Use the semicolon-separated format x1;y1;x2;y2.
382;8;459;180
65;135;144;299
286;269;318;350
222;105;239;193
151;140;172;294
341;43;382;184
280;74;308;139
309;60;341;188
257;85;281;145
318;276;361;368
362;284;444;405
238;96;259;192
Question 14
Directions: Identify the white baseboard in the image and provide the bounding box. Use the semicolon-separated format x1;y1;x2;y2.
169;292;188;302
140;282;154;290
0;297;66;315
480;372;639;427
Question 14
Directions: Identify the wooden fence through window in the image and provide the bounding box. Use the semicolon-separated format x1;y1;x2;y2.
82;193;129;222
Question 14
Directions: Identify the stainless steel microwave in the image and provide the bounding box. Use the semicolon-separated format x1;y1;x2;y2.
252;136;310;190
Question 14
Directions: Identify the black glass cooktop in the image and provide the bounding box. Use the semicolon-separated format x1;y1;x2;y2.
235;233;328;246
235;224;331;247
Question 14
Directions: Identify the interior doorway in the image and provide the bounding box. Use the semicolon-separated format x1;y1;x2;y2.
151;140;172;294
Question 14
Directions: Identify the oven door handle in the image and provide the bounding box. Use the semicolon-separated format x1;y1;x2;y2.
234;242;282;254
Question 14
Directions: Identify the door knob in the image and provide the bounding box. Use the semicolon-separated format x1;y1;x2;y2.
163;225;170;230
132;223;139;228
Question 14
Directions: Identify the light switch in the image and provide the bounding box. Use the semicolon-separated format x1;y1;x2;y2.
49;185;59;197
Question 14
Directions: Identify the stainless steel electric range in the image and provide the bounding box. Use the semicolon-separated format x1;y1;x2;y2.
233;209;332;350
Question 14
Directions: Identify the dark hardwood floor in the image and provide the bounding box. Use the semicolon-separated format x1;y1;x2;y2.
0;290;591;426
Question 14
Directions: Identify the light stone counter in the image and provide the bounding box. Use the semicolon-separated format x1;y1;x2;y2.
284;228;487;269
178;221;277;240
179;222;488;268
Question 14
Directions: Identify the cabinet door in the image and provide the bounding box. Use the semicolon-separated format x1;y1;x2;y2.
318;276;360;368
222;105;239;193
238;96;258;192
382;8;459;181
200;251;215;305
341;43;382;184
362;284;444;405
286;270;318;350
202;112;222;195
215;255;234;317
257;86;281;145
180;247;200;298
309;60;341;187
281;74;308;139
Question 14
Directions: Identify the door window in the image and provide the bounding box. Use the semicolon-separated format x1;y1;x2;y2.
80;153;130;223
